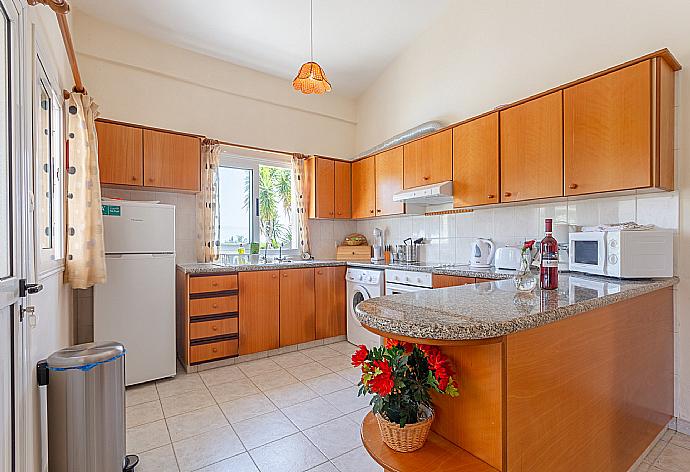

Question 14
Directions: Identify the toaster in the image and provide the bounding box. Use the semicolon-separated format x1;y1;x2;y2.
494;246;524;270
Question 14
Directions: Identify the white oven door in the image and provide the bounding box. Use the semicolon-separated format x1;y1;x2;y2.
569;232;606;275
385;282;431;296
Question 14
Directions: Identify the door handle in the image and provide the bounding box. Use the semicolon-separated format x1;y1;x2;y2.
19;279;43;297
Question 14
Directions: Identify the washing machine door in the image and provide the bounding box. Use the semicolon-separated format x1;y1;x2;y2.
347;284;381;348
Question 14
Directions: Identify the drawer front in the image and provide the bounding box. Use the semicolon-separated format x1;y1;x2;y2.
189;274;238;294
190;339;239;364
189;295;238;317
190;317;238;340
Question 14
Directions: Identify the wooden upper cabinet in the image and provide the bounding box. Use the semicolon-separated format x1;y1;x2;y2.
315;266;346;339
96;121;143;186
453;113;499;207
239;270;280;355
352;156;376;219
564;60;657;195
403;129;453;189
500;91;564;202
143;129;201;192
279;268;316;346
375;147;405;216
334;160;352;218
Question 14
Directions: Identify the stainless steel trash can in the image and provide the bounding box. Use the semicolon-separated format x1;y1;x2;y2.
38;341;138;472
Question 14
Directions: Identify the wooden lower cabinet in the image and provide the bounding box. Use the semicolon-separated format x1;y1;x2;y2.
315;266;347;338
432;275;481;288
280;268;316;346
239;270;280;355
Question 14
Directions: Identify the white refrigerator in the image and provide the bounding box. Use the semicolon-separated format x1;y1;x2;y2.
94;200;177;385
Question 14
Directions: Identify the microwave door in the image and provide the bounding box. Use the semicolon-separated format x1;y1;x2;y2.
569;233;606;275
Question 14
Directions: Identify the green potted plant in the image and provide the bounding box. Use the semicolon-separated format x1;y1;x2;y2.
352;339;459;452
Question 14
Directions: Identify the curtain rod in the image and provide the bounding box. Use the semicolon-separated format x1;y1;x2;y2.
202;138;303;158
28;0;86;96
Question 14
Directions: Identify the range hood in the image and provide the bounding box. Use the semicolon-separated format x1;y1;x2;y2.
393;181;453;204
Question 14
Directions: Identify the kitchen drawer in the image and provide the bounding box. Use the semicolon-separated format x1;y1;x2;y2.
189;295;238;317
189;274;238;294
190;317;238;340
190;339;238;364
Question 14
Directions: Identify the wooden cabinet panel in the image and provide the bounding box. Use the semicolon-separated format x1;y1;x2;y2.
452;114;499;207
280;268;315;346
96;121;143;186
315;266;346;339
189;317;238;340
334;160;352;218
143;129;201;191
189;274;238;294
375;148;405;216
500;91;563;202
315;158;335;218
432;275;476;288
352;156;376;219
189;295;238;318
190;339;238;364
239;271;280;355
564;61;652;196
403;129;453;189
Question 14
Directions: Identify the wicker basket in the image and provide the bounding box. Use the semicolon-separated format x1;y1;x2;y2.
375;406;434;453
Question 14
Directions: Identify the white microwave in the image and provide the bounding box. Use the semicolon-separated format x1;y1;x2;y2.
568;230;673;278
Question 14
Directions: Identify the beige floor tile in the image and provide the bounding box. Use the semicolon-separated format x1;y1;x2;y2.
250;369;299;391
303;373;352;396
237;358;282;377
345;407;370;426
126;400;164;428
330;446;383;472
264;383;319;409
249;432;327;472
303;417;361;459
282;397;341;430
156;373;207;399
334;367;362;385
136;444;179;472
199;364;247;387
126;382;159;407
173;425;245;472
126;419;171;455
670;431;690;450
301;346;341;361
653;443;690;471
645;439;670;464
322;386;371;414
287;362;332;381
307;462;339;472
196;452;259;472
327;341;357;355
166;405;228;442
160;389;216;418
317;355;354;372
233;410;298;450
219;393;277;424
272;351;314;369
209;378;260;403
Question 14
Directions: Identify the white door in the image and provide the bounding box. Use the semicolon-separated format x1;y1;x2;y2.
0;0;22;469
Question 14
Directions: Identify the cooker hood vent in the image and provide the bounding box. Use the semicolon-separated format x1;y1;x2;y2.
393;181;453;204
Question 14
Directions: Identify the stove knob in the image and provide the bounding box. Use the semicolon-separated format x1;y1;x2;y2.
405;276;410;282
609;239;618;248
608;254;618;264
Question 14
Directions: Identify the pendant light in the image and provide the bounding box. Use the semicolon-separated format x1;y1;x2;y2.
293;0;332;94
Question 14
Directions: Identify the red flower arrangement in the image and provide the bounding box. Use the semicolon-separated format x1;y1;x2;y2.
351;341;459;427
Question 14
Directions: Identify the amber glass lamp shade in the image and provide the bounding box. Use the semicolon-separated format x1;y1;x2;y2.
292;61;332;95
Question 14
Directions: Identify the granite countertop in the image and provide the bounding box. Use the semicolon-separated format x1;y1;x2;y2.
177;260;347;274
355;273;678;341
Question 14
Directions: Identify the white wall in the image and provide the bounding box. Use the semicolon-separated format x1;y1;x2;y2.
72;11;357;159
355;0;690;427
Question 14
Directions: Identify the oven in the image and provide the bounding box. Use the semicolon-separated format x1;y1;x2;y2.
384;269;433;295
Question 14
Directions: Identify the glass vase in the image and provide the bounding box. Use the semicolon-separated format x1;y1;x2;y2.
513;255;537;292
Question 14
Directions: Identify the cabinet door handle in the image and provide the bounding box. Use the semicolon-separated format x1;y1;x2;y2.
487;194;495;199
369;209;374;214
271;274;277;279
376;209;381;213
504;192;512;197
148;178;154;183
131;176;137;182
569;183;578;190
212;347;218;353
211;282;218;287
317;270;323;275
212;303;218;309
282;274;288;278
423;176;430;181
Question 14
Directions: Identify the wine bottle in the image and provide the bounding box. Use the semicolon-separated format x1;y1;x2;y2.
540;219;559;290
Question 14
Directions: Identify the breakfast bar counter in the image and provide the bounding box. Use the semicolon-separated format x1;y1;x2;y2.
355;275;678;472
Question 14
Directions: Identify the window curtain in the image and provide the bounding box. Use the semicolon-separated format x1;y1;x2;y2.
196;142;221;262
292;153;311;256
64;94;107;289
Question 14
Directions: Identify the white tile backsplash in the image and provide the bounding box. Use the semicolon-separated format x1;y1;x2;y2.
308;219;357;259
356;192;680;266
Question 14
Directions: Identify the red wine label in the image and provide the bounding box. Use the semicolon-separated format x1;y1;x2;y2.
541;259;559;268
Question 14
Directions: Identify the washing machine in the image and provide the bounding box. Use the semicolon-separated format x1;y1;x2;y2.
346;267;384;348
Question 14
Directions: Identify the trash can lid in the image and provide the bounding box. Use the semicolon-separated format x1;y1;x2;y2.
46;341;125;370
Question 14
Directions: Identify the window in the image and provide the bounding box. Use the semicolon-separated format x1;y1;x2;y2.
33;51;64;274
218;153;298;254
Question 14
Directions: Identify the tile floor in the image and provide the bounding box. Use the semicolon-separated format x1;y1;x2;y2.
125;341;382;472
126;340;690;472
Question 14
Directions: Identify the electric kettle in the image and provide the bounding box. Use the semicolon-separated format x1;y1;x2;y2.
469;238;496;268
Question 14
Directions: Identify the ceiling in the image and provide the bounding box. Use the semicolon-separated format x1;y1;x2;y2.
71;0;450;98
